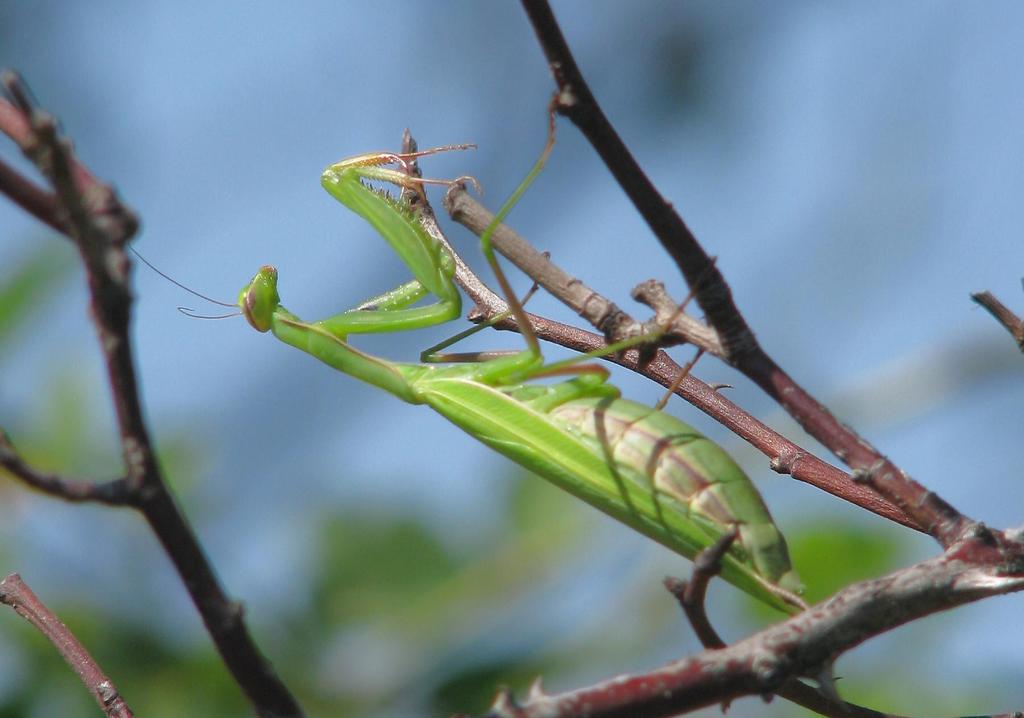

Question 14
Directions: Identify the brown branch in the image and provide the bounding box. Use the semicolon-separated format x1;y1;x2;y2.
0;573;134;718
972;290;1024;352
0;430;133;505
518;0;970;547
472;525;1024;718
0;71;302;717
444;185;917;530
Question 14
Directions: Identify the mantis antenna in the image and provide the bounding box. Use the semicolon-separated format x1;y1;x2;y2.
130;246;241;319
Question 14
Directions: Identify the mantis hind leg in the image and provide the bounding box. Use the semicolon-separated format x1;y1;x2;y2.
515;373;620;413
419;278;547;364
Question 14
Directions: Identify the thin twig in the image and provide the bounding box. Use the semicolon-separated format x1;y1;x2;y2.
0;430;133;505
0;71;302;718
663;533;735;650
0;573;134;718
972;290;1024;352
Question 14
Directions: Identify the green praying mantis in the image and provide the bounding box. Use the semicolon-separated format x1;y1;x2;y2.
235;125;803;613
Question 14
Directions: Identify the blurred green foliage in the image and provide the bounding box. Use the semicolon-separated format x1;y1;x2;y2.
787;519;909;606
0;245;74;357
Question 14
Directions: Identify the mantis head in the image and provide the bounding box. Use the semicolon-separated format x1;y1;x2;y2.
239;265;280;333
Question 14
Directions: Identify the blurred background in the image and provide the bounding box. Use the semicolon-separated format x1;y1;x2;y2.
1;2;1023;716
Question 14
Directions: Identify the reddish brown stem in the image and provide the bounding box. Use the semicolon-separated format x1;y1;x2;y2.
477;525;1024;718
0;430;133;504
0;573;134;718
663;534;735;651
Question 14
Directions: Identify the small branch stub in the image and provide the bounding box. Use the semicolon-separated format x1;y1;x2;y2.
972;290;1024;352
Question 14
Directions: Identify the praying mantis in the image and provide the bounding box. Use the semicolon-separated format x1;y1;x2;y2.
236;126;803;613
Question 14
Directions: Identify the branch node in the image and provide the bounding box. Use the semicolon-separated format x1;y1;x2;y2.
556;84;578;109
771;450;804;475
751;651;787;693
849;461;884;485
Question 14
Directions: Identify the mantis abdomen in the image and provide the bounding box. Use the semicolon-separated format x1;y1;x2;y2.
416;376;801;603
549;396;800;593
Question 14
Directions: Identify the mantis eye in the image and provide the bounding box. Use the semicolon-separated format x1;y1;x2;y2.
239;265;279;333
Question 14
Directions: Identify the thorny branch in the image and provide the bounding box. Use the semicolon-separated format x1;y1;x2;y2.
664;538;900;718
0;574;134;718
468;525;1024;718
0;71;302;718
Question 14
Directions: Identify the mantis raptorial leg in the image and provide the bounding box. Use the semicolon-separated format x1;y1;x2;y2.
236;122;803;612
